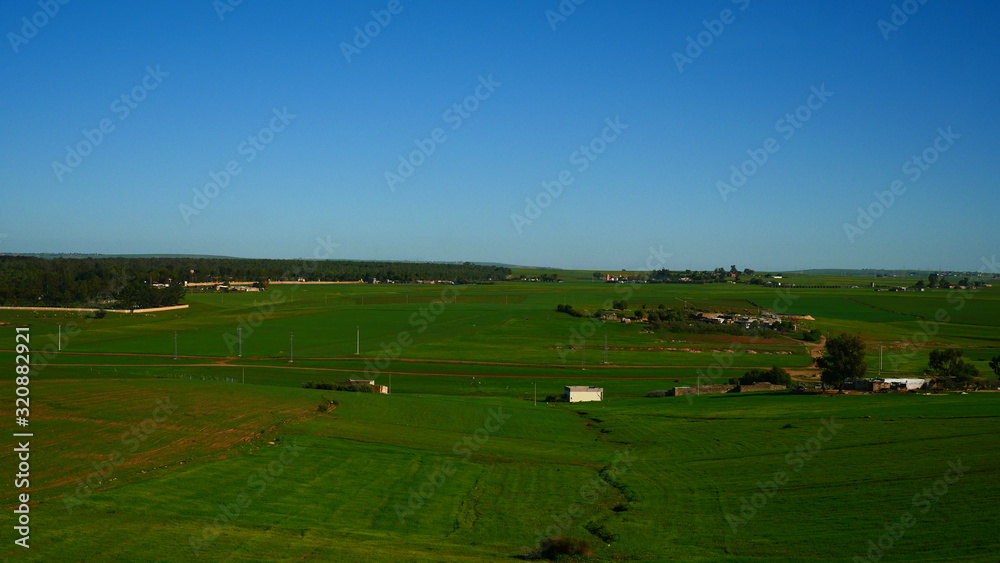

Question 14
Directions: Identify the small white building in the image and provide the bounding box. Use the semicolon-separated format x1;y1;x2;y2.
881;378;927;390
565;385;604;403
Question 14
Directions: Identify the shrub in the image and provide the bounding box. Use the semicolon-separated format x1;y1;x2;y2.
303;381;374;393
536;537;593;560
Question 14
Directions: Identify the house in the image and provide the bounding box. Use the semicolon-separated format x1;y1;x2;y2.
850;378;926;392
564;386;604;403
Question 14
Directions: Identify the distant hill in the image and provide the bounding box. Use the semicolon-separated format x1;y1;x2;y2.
1;253;238;260
784;268;986;277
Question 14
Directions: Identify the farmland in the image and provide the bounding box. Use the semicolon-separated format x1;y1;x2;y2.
1;274;998;561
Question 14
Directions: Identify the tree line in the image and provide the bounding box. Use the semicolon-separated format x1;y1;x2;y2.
0;255;511;307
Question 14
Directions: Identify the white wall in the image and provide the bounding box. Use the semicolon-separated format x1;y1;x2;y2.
567;390;603;403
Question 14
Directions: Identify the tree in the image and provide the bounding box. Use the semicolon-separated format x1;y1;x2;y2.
801;328;822;342
732;366;791;387
928;273;939;288
816;333;867;391
914;279;925;289
593;272;603;281
990;355;1000;378
928;349;979;388
730;265;739;275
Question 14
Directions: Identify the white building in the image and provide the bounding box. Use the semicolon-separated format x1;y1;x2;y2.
564;386;604;403
881;378;927;390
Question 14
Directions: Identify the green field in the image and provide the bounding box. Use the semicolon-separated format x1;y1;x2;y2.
1;276;998;560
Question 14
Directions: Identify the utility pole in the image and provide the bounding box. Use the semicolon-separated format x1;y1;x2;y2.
237;327;242;358
57;323;61;351
879;342;883;376
534;382;537;406
603;334;608;364
173;330;178;360
582;339;586;371
356;326;360;355
289;332;294;363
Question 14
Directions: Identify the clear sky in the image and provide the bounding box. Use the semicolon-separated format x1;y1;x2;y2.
2;1;997;272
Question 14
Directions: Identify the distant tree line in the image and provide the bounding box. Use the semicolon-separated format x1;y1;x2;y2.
0;255;511;307
914;273;985;289
648;265;754;283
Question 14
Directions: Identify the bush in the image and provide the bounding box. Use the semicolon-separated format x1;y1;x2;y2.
317;398;340;412
303;381;374;393
535;537;593;560
555;304;586;318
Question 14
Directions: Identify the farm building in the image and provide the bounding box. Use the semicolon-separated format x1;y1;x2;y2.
850;378;926;392
564;386;604;403
661;382;786;397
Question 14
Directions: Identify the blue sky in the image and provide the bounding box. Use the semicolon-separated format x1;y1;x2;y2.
1;0;997;271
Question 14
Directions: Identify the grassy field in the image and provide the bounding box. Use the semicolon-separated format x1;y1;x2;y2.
1;275;998;560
